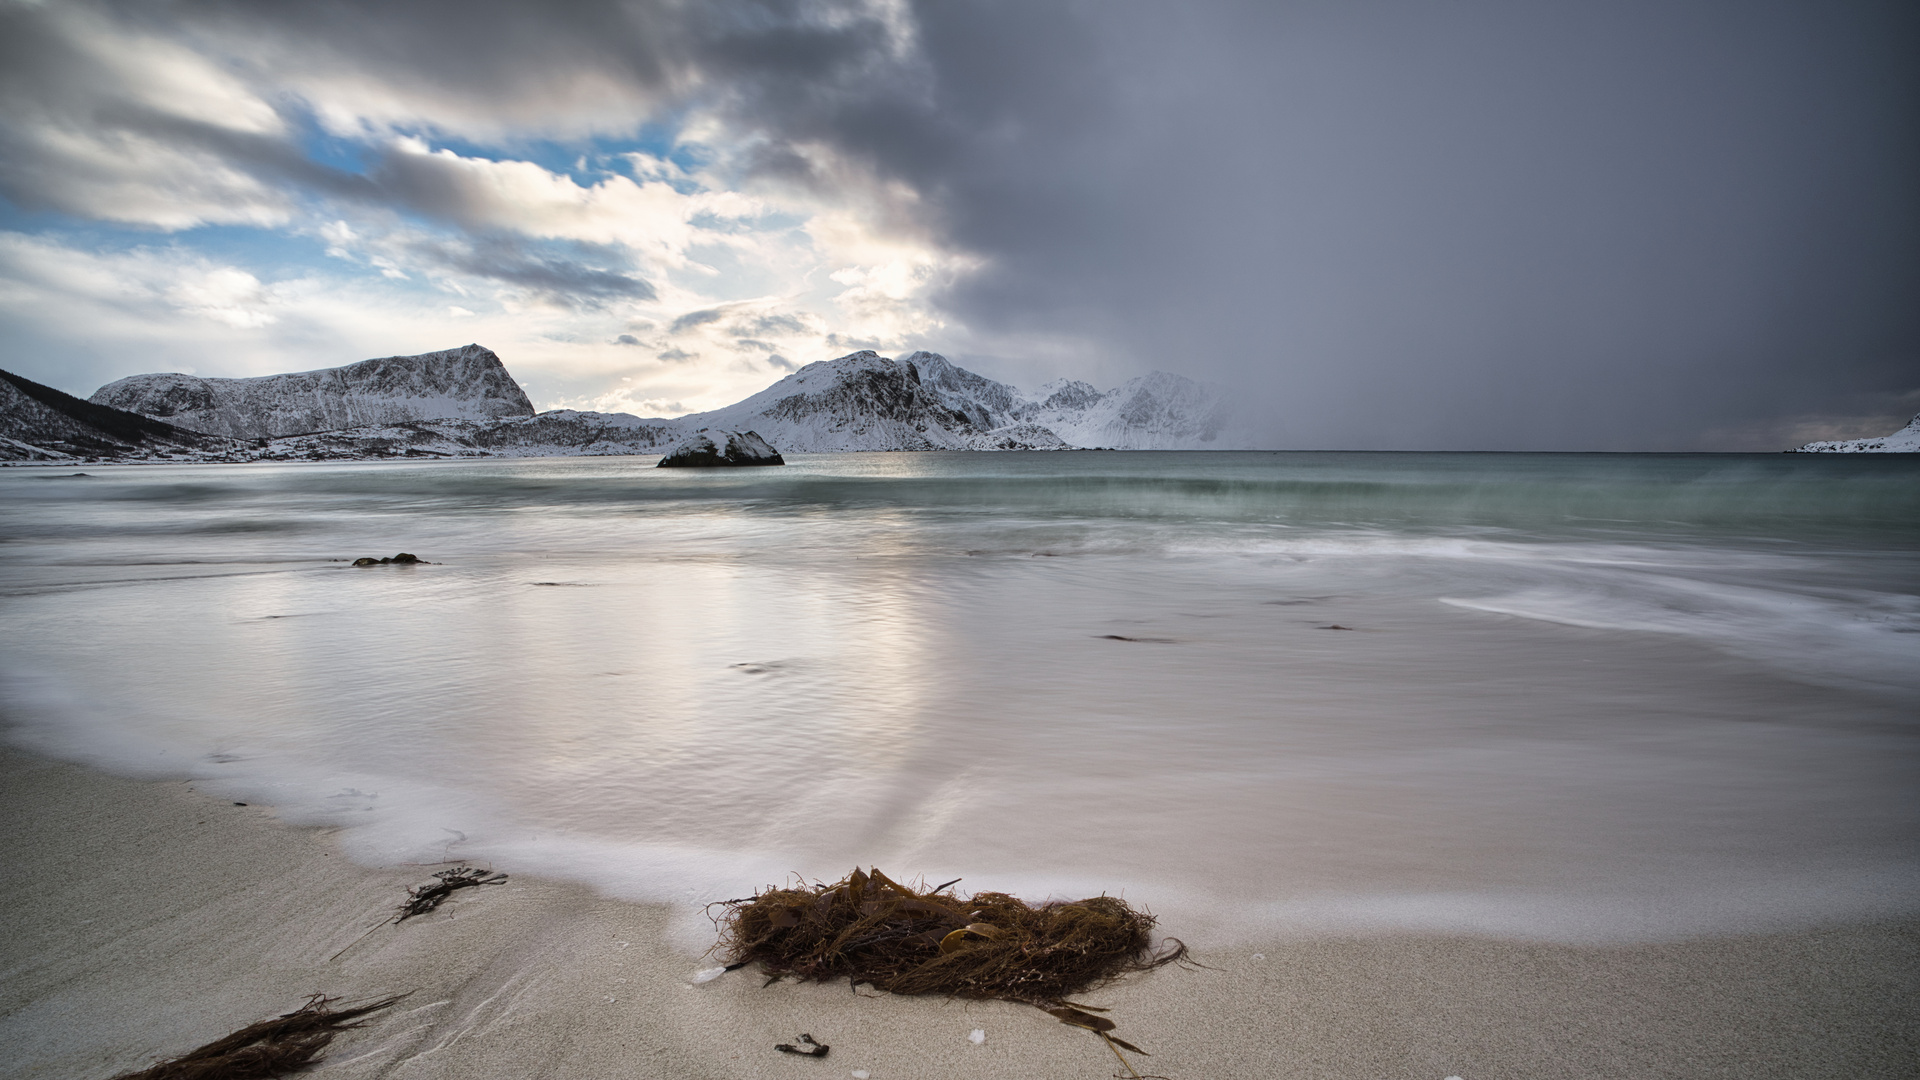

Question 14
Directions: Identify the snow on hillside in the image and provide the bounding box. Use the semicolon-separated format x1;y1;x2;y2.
1;367;240;462
1018;370;1235;449
90;344;534;439
1792;415;1920;453
253;410;681;461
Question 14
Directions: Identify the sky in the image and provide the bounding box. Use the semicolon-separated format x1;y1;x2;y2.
0;0;1914;450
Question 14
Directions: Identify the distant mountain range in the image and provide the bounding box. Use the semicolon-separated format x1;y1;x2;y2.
2;345;1246;463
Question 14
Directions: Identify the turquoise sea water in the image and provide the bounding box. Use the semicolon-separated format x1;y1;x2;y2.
2;451;1915;945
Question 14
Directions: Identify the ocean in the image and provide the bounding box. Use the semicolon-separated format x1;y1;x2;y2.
2;451;1915;948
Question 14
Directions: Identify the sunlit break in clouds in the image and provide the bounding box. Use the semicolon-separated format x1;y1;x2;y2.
0;0;1913;449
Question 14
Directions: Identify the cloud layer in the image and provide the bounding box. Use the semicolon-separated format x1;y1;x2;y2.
0;0;1913;447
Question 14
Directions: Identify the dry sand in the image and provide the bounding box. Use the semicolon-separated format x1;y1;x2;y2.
1;745;1915;1080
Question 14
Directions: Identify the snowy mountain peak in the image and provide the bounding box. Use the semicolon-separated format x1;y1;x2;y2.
902;350;1024;422
683;350;984;450
90;344;534;439
1027;378;1101;412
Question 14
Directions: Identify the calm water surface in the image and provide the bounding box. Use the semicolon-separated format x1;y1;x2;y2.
2;451;1916;946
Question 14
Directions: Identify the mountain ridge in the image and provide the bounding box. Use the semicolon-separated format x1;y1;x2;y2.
8;346;1244;463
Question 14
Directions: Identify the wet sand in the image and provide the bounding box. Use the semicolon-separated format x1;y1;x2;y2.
2;745;1915;1080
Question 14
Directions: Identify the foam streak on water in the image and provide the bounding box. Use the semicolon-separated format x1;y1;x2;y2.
1;451;1916;947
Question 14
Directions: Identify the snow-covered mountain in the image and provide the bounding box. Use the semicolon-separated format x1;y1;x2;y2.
28;346;1242;464
89;344;534;439
675;350;1236;451
1791;414;1920;453
678;350;1005;451
250;349;1241;456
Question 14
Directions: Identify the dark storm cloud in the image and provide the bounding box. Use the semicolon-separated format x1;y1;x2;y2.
882;0;1920;450
960;0;1920;445
641;0;1920;449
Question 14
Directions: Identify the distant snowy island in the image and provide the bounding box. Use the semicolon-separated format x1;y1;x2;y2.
1790;414;1920;454
2;345;1247;463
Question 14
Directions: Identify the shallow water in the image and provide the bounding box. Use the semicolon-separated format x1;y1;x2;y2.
2;451;1916;945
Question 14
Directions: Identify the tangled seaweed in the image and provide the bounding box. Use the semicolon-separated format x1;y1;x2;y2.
110;995;401;1080
395;866;507;922
714;860;1175;999
714;868;1186;1074
714;864;1175;1068
715;868;1185;1000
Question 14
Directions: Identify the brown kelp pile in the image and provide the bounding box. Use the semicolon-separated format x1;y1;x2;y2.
110;995;401;1080
714;868;1186;1072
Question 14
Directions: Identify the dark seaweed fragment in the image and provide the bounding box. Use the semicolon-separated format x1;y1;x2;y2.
109;995;401;1080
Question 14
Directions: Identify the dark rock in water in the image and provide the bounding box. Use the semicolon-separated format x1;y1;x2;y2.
353;553;425;566
656;429;785;467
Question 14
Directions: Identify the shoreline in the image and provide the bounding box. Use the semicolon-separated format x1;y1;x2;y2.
2;744;1916;1079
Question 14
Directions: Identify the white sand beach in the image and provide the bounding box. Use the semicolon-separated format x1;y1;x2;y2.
4;745;1915;1080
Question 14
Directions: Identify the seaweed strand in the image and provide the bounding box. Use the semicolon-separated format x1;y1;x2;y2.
110;995;403;1080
